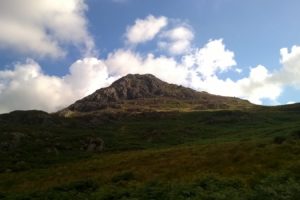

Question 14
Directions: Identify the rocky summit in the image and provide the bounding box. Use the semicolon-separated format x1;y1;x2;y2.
59;74;253;116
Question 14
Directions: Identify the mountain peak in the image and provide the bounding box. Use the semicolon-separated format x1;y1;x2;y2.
107;73;197;100
115;73;157;80
59;73;252;116
110;73;168;97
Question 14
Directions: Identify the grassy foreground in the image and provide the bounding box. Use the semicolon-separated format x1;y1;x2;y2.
1;109;300;199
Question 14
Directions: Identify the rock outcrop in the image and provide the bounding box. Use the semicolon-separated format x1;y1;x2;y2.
59;74;253;116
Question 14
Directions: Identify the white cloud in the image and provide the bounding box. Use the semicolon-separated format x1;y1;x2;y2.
105;49;189;85
287;101;295;105
249;65;270;82
159;26;194;55
125;15;168;44
184;39;236;78
105;40;282;105
3;14;300;113
238;65;282;104
186;64;282;105
0;58;114;113
235;68;242;73
0;0;94;58
277;45;300;87
65;58;114;96
0;60;70;113
0;38;284;113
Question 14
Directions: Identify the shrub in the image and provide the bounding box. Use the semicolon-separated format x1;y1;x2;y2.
273;136;286;144
291;130;300;139
138;181;171;200
111;171;135;183
53;179;99;193
249;174;300;200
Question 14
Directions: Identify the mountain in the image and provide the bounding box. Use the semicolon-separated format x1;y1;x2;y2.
3;75;300;199
59;74;253;117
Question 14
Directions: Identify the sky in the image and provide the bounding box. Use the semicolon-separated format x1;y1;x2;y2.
1;0;300;113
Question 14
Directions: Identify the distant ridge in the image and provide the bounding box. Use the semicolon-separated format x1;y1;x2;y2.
58;74;253;117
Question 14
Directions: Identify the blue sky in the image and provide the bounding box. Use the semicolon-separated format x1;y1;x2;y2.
0;0;300;113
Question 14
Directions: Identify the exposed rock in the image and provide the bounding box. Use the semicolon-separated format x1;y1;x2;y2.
82;137;104;153
59;74;253;115
0;132;27;151
46;147;60;155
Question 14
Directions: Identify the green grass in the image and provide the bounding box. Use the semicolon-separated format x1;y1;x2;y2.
2;140;300;199
1;109;300;199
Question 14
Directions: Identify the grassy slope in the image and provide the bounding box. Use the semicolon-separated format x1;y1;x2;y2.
1;109;300;199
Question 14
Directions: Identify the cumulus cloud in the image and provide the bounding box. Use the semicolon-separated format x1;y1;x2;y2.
159;26;194;55
65;58;115;96
287;101;296;105
125;15;194;55
103;39;282;105
0;58;114;113
183;39;236;78
277;45;300;87
105;49;189;85
0;37;286;113
2;14;300;113
186;63;282;105
237;65;282;104
0;60;70;113
0;0;94;58
0;38;237;113
125;15;168;44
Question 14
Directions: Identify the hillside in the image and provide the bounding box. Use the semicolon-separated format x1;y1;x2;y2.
2;109;300;199
59;74;253;117
1;74;300;199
